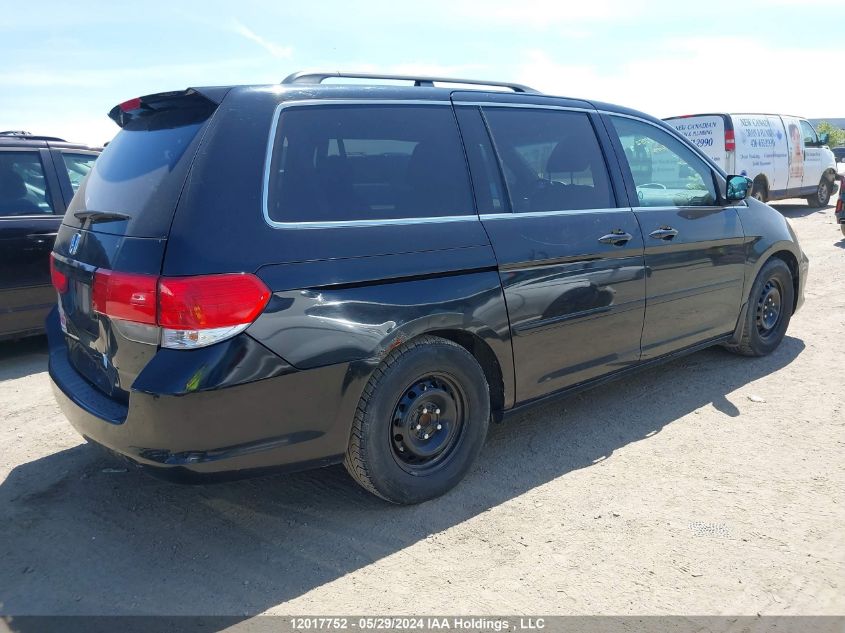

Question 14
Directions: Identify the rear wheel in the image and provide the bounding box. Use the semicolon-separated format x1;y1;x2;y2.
840;223;845;238
751;178;767;203
724;258;794;357
806;178;831;207
344;336;490;504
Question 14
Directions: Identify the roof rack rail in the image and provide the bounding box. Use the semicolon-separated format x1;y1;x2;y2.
0;130;67;141
281;71;538;94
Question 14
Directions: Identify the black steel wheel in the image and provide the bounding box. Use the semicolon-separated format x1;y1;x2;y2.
390;373;467;473
344;335;490;504
755;278;783;340
724;257;794;357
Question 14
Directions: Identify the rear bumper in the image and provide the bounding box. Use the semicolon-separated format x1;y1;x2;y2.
47;309;361;480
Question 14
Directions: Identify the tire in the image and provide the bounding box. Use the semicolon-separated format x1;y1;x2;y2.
840;223;845;238
806;178;831;208
344;335;490;504
751;179;767;203
724;258;794;357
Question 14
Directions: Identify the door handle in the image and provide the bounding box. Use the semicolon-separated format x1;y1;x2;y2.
649;227;679;240
598;230;633;246
26;232;58;246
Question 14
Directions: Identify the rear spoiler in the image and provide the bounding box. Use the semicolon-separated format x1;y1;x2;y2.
108;87;230;128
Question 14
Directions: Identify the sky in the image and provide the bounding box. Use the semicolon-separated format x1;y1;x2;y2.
2;0;843;146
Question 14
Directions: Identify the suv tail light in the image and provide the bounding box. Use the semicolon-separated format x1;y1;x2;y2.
725;129;736;152
90;270;271;349
50;254;68;293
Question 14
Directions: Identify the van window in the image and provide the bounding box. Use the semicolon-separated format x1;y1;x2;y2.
63;102;215;237
266;104;474;223
799;120;818;145
481;107;614;213
0;151;54;216
611;116;717;207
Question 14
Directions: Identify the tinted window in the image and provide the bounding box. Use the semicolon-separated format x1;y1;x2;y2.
0;151;54;216
266;105;474;223
62;153;97;194
611;116;717;207
482;108;614;212
64;103;213;237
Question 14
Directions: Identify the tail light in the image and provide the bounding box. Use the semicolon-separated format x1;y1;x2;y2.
92;270;157;324
725;129;736;152
90;270;271;349
50;254;68;293
158;274;271;349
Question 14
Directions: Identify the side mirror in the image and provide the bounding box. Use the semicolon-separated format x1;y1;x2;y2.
818;132;829;146
726;175;752;202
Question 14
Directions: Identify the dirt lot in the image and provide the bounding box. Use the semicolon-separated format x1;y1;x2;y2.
1;196;843;617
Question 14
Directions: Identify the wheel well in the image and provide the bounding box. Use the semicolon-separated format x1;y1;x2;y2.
427;329;505;415
752;174;769;193
770;250;800;314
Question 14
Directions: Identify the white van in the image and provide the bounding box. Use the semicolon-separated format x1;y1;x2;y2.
665;113;838;207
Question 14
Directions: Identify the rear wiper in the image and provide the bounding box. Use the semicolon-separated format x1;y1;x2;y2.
73;210;131;224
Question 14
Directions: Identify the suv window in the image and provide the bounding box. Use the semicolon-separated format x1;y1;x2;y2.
481;107;614;213
62;153;97;193
611;116;717;207
800;120;818;145
266;104;474;223
0;151;55;216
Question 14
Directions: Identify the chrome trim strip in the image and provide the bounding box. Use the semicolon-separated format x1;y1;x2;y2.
455;102;594;113
480;207;625;220
262;99;461;230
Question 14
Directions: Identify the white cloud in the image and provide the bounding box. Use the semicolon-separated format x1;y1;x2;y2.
517;39;845;119
231;20;293;58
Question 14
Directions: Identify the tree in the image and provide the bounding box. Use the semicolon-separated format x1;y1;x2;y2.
815;121;845;148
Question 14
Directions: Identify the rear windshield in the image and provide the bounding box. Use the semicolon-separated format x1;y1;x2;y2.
64;103;214;237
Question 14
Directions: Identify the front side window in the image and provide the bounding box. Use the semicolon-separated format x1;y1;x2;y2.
266;104;474;223
482;107;614;213
611;116;717;207
800;120;818;145
0;151;54;216
62;153;97;193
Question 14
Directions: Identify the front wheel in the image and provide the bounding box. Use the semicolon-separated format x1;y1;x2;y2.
344;336;490;504
724;258;794;357
806;179;831;208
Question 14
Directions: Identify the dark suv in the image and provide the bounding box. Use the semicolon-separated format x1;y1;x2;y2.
0;132;100;340
48;72;808;504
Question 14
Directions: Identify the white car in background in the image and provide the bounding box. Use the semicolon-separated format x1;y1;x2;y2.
665;113;838;207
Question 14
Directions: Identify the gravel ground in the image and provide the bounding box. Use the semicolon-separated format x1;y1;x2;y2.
0;195;843;617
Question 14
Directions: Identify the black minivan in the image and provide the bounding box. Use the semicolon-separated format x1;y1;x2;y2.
49;72;808;504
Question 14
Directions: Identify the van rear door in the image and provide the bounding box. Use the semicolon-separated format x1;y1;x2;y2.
665;114;729;171
51;89;222;399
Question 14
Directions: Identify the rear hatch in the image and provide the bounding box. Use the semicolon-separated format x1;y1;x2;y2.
52;89;222;400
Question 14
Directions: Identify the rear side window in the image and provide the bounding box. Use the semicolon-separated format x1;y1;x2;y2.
61;153;97;194
64;100;214;237
482;107;615;212
266;104;474;223
0;151;55;216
